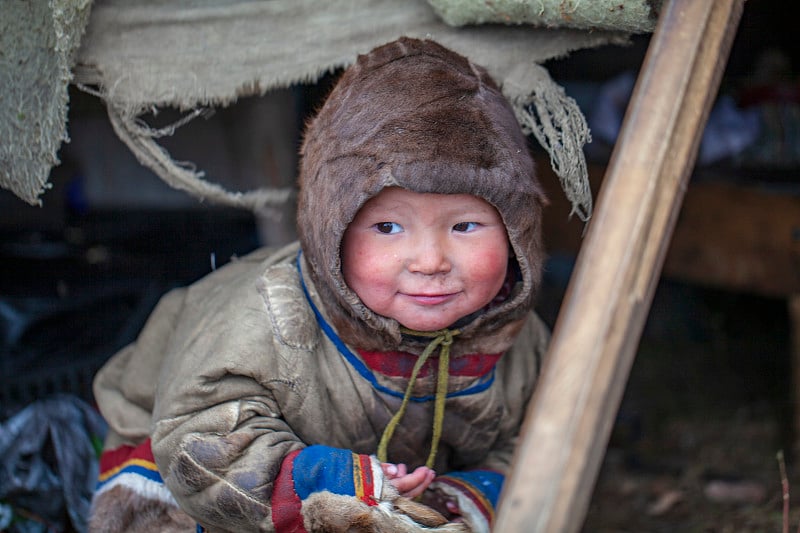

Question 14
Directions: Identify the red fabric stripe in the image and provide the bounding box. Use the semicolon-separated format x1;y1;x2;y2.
271;450;307;533
356;454;378;506
99;438;155;472
357;350;501;378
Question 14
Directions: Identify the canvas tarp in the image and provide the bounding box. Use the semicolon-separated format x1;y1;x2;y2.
1;0;655;220
427;0;660;32
0;0;93;206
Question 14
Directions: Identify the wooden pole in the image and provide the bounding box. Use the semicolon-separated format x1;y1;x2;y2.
790;295;800;456
494;1;745;531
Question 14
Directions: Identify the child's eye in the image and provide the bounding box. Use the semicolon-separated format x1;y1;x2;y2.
375;222;402;234
453;222;478;233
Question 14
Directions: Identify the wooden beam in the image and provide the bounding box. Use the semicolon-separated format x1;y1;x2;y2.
542;161;800;298
790;295;800;456
663;179;800;297
494;1;745;531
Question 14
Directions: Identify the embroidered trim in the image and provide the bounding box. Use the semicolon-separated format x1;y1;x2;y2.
272;446;381;531
435;470;505;525
357;349;501;378
352;453;379;506
95;440;177;506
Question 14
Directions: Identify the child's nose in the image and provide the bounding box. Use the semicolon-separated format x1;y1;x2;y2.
408;238;451;274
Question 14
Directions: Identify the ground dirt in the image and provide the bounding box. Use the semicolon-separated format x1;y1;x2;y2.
564;281;798;533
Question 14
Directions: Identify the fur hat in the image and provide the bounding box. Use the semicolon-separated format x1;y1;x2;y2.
297;37;547;354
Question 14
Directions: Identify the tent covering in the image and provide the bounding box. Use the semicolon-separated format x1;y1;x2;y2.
1;0;659;220
0;0;93;206
427;0;660;32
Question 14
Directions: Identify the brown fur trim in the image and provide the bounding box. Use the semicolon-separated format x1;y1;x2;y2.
88;485;195;533
301;491;468;532
393;497;449;528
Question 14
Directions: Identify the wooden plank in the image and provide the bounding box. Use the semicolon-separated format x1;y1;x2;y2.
663;180;800;297
791;295;800;455
494;1;745;532
541;161;800;298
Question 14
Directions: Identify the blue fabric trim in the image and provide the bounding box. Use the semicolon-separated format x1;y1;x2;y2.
292;445;357;500
296;250;495;401
443;470;505;508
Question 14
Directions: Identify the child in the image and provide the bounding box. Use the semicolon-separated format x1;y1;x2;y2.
88;37;550;533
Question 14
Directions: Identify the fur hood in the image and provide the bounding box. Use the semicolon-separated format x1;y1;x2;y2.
297;37;547;354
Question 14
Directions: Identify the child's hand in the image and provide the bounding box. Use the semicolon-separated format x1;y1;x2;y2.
444;499;461;519
381;463;436;498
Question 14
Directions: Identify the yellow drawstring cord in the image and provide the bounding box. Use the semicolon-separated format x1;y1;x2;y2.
376;327;460;469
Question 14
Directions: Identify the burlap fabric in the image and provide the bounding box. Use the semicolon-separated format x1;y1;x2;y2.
0;0;93;205
2;0;646;219
427;0;661;32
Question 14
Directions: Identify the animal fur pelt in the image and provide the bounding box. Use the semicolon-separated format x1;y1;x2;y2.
88;485;196;533
301;491;470;533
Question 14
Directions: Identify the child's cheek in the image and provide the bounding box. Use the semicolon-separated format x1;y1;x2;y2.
467;244;510;284
346;248;404;299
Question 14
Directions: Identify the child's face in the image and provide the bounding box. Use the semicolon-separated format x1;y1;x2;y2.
341;187;509;332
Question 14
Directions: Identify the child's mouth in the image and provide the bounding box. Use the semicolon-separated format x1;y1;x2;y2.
404;293;457;305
